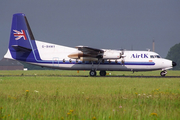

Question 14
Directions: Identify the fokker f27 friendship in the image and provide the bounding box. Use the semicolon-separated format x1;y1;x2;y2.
4;13;176;76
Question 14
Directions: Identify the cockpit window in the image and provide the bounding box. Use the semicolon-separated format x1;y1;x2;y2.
150;55;161;58
150;55;154;58
155;55;161;58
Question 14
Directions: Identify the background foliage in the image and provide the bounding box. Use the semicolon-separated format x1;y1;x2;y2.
166;43;180;70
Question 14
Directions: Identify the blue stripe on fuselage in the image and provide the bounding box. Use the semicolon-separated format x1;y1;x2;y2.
27;60;155;66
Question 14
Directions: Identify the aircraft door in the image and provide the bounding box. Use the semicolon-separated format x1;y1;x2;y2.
52;57;59;67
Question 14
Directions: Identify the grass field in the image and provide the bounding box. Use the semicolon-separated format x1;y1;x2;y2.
0;70;179;76
0;70;180;120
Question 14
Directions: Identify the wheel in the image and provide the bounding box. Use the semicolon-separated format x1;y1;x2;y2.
160;71;167;77
89;70;96;76
99;70;106;76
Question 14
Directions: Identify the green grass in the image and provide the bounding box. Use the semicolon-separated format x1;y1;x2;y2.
0;70;180;119
0;70;179;76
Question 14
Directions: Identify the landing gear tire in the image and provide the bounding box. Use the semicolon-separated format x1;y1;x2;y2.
100;70;106;76
160;70;167;77
89;70;96;77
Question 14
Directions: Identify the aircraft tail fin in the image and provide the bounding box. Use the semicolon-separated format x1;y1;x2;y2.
4;13;41;62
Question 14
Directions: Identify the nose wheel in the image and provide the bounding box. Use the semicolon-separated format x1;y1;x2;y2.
160;70;167;77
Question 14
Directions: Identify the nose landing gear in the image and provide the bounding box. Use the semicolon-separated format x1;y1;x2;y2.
160;70;167;77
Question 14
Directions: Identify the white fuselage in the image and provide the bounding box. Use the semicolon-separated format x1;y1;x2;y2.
11;40;171;72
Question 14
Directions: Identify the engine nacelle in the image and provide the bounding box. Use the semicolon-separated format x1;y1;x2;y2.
80;57;98;61
103;51;120;59
68;52;91;59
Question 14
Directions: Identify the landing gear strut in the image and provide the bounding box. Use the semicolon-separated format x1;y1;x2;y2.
99;70;106;76
160;70;167;77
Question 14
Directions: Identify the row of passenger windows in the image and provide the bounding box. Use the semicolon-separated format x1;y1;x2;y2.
62;59;119;63
150;55;161;58
63;59;74;63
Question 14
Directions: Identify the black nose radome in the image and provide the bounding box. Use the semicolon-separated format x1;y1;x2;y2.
172;61;177;67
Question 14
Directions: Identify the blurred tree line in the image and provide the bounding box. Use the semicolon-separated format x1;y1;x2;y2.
166;43;180;70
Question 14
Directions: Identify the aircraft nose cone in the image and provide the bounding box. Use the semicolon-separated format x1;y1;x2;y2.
172;61;177;67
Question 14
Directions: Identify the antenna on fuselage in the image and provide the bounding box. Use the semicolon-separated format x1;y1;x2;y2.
152;40;155;52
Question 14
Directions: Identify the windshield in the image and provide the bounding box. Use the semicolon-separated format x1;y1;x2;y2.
150;55;161;58
155;55;161;58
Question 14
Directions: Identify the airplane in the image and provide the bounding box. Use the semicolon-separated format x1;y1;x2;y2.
4;13;177;77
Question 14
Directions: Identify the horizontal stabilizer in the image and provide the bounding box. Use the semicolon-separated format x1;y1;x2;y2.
11;45;32;52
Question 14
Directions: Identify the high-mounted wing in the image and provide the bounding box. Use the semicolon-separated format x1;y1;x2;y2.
68;46;122;61
68;46;104;61
75;46;104;54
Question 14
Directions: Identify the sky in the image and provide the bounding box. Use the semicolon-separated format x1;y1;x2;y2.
0;0;180;59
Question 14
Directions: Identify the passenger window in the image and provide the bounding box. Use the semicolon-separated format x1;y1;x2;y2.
102;59;104;63
63;59;65;63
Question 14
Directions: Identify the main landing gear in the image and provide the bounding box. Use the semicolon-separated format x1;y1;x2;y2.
89;70;97;76
89;60;107;77
160;70;167;77
99;70;106;76
89;70;107;77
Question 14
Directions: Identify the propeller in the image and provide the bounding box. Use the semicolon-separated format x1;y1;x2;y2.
120;49;125;65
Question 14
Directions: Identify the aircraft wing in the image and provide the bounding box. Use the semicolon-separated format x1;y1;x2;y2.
68;46;104;59
76;46;104;54
69;46;121;60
